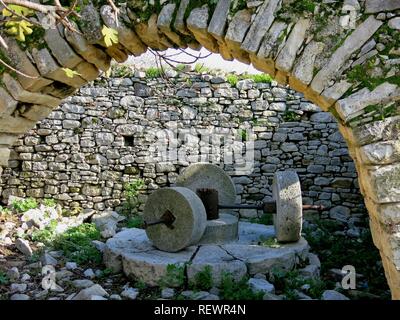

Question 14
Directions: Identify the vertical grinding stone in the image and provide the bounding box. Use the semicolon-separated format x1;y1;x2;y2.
144;187;207;252
273;171;302;242
175;163;236;206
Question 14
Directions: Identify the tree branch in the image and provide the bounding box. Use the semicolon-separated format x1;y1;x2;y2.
2;0;66;14
0;0;43;27
0;57;39;79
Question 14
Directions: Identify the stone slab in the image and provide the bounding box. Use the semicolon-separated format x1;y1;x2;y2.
64;22;111;72
2;36;52;92
241;0;281;54
225;9;252;64
2;73;61;108
31;48;87;88
311;16;383;94
187;245;247;286
0;87;18;116
187;5;219;53
135;14;172;51
336;83;399;122
122;245;197;287
100;5;147;55
44;28;83;69
276;18;310;73
365;0;400;13
222;237;309;275
157;3;187;48
236;222;275;245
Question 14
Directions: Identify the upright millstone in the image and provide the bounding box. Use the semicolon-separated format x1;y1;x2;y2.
272;171;303;242
143;187;207;252
175;163;236;207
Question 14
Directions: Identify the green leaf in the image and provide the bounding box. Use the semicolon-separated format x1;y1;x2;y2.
2;4;33;17
62;68;81;78
101;25;118;47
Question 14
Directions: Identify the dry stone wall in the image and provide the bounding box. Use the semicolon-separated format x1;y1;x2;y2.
0;72;365;226
0;0;399;299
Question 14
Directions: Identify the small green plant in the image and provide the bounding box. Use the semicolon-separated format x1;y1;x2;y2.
52;223;102;265
31;219;58;243
126;215;144;229
28;250;43;263
303;219;390;299
260;237;281;248
269;268;326;299
174;64;186;72
135;280;147;291
145;67;162;78
194;63;210;74
238;129;248;141
219;273;263;300
190;266;213;291
111;64;134;78
11;197;38;213
73;127;84;135
42;198;57;207
227;74;239;87
159;264;185;288
98;268;114;279
120;179;145;216
0;271;9;285
250;73;273;83
283;110;301;122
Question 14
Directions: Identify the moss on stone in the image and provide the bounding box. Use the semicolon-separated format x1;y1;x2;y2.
347;63;400;92
229;0;247;17
374;23;400;58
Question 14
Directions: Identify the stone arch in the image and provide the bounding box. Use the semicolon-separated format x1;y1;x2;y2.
0;0;399;298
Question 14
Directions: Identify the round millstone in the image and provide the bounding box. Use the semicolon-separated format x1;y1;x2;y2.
143;187;207;252
199;213;239;245
272;171;303;243
175;163;236;206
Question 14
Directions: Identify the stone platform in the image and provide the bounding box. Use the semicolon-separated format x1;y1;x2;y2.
103;221;310;287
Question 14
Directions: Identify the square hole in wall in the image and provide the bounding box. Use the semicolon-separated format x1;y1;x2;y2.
124;136;135;147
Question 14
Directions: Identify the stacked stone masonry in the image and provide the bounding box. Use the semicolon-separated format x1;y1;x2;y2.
0;0;399;298
0;73;365;225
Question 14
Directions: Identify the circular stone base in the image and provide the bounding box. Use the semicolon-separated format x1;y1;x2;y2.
199;213;238;245
103;222;310;287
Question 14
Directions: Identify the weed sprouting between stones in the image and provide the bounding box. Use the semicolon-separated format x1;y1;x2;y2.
158;264;186;288
269;268;326;300
303;219;391;299
190;266;214;291
0;271;9;285
31;223;103;266
219;273;263;300
10;197;38;213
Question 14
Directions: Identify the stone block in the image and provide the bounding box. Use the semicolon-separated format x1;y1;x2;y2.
187;5;219;53
241;0;281;54
2;73;61;108
44;28;83;68
100;5;147;55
